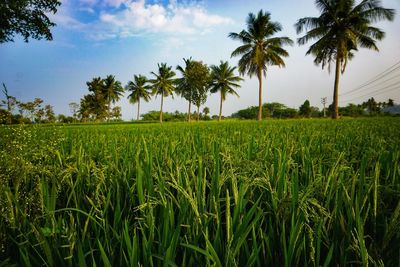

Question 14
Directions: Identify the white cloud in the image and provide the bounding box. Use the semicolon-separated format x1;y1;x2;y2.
103;0;127;8
79;0;98;5
53;0;233;41
99;0;233;37
50;11;87;31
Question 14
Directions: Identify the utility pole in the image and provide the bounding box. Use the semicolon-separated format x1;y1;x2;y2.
321;97;327;118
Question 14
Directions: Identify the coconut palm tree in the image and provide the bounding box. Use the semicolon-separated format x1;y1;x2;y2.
229;10;293;121
210;61;243;121
150;63;176;123
176;58;195;122
295;0;395;119
103;75;124;120
126;75;152;120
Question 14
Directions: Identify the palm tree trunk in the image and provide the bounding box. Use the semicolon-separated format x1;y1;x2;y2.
160;92;164;123
332;55;341;119
188;101;191;122
258;68;263;121
219;92;223;121
137;98;140;121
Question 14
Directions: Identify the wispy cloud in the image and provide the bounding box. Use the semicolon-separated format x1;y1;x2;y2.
53;0;233;40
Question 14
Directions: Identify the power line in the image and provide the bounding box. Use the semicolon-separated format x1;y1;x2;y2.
341;80;400;103
341;73;400;97
339;60;400;96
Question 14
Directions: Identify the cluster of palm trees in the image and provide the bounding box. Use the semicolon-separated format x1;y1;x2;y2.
1;0;394;123
126;60;242;122
80;75;124;121
127;0;394;121
232;0;394;120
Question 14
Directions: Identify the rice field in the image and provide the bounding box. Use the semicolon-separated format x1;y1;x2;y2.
1;118;400;266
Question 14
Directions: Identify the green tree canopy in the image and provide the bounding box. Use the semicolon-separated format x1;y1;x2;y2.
295;0;395;119
299;100;312;118
229;10;293;121
126;75;152;120
176;58;210;121
0;0;61;43
79;76;123;122
150;63;176;123
210;61;243;121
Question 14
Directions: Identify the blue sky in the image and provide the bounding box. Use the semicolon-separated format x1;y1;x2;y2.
1;0;399;119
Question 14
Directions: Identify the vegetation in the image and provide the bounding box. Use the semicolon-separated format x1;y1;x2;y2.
295;0;395;119
209;61;243;121
79;76;124;122
299;100;312;118
126;75;152;121
0;0;61;42
176;58;211;122
233;102;300;119
229;10;293;121
1;118;399;266
1;2;399;266
151;63;176;123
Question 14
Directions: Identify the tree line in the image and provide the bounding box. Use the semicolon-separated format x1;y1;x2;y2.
1;0;396;123
76;59;242;123
1;82;397;124
77;0;396;123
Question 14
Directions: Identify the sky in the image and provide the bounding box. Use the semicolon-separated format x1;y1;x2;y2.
0;0;399;120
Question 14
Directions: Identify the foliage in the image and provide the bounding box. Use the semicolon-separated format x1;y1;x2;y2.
295;0;395;118
141;110;187;122
339;103;365;117
1;83;17;124
0;0;61;43
110;106;122;120
57;114;74;123
43;104;56;123
176;58;210;121
69;102;80;121
103;75;124;108
151;63;176;123
229;10;293;120
79;76;124;122
210;61;243;121
126;75;152;120
0;119;399;266
232;102;298;119
299;100;311;118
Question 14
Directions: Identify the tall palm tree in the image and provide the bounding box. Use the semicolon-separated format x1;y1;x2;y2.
126;75;152;120
229;10;293;121
295;0;395;119
176;58;194;122
151;63;176;123
210;61;243;121
103;75;124;120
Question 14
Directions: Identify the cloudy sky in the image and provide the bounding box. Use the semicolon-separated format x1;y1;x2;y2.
1;0;399;119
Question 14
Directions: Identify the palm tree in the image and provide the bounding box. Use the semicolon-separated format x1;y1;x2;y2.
176;58;194;122
86;77;107;120
103;75;124;120
151;63;176;123
210;61;243;121
126;75;152;120
229;10;293;121
295;0;395;119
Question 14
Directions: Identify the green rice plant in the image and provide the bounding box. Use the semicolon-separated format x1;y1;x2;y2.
0;118;399;266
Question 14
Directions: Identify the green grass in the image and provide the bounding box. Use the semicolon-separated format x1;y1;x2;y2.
1;118;399;266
